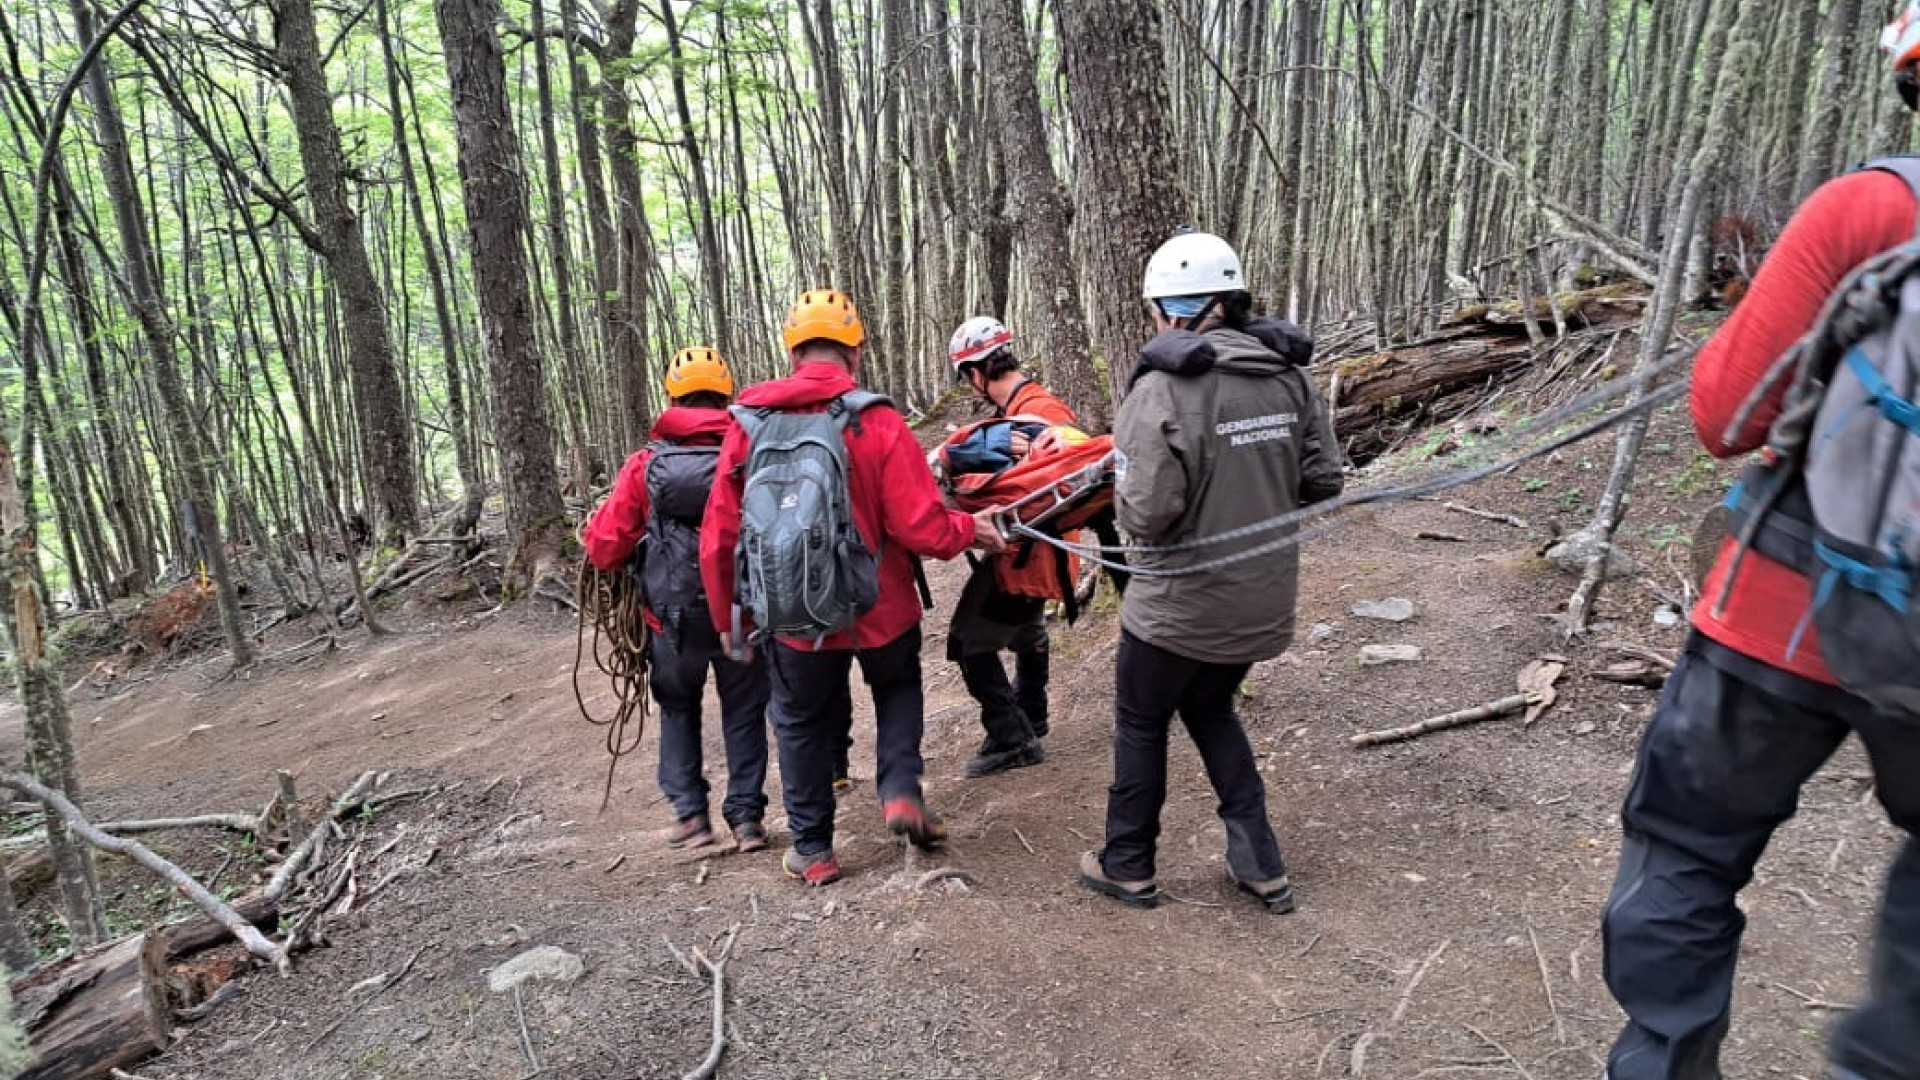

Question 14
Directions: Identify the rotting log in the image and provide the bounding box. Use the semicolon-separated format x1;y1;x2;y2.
1324;287;1647;460
12;933;169;1080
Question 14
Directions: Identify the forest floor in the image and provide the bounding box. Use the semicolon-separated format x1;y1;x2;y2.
3;394;1904;1080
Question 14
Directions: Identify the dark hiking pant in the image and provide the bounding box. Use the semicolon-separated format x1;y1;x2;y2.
1100;629;1287;884
651;610;771;828
949;562;1051;750
1604;635;1920;1080
769;627;928;857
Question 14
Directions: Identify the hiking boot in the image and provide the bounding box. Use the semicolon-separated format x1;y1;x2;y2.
1228;869;1296;913
665;813;715;849
964;738;1046;779
1079;850;1159;909
782;848;842;887
883;796;948;850
733;821;769;853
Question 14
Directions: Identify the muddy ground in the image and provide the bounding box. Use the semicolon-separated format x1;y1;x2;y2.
2;397;1902;1080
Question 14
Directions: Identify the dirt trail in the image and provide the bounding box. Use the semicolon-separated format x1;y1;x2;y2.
8;402;1903;1080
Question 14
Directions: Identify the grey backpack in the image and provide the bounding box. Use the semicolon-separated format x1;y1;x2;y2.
1724;156;1920;713
730;390;889;646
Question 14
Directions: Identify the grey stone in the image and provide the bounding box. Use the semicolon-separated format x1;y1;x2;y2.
1306;622;1335;645
1653;606;1682;629
1359;644;1424;666
487;946;585;994
1545;531;1644;580
1351;598;1416;622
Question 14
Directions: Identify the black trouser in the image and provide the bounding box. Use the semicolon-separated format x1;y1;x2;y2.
650;609;771;827
1604;635;1920;1080
1100;629;1286;884
949;562;1051;750
768;627;927;856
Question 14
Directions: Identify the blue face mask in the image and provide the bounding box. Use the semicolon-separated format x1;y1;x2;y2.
1156;295;1210;320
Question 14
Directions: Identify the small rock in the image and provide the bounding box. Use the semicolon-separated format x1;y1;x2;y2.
1545;531;1644;580
1306;622;1335;645
487;946;585;994
1350;598;1416;622
406;1027;432;1044
1402;872;1427;883
1573;721;1598;735
1653;606;1682;629
1359;644;1424;666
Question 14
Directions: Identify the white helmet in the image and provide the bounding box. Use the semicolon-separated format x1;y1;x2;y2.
947;316;1014;377
1887;0;1920;70
1142;231;1243;299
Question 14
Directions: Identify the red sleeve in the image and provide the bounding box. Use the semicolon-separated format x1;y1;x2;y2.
582;451;651;572
873;410;974;560
700;424;750;631
1691;171;1916;457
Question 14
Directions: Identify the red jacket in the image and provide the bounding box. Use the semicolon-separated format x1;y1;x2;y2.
998;379;1078;426
700;361;974;650
583;406;734;629
1690;170;1917;684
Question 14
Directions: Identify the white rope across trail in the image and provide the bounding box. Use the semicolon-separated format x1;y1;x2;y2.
1012;345;1698;579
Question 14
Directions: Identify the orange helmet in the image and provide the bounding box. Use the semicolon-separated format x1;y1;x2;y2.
783;290;865;350
664;346;734;399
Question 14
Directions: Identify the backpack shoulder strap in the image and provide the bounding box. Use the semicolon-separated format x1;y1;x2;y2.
829;389;895;436
1854;155;1920;238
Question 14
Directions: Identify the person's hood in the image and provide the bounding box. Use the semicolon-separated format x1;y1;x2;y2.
649;404;733;444
735;360;859;409
1129;316;1314;387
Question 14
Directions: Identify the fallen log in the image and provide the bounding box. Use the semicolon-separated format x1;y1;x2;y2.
12;933;169;1080
1324;286;1647;460
157;893;279;960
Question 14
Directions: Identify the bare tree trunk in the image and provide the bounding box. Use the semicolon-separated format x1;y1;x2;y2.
1057;0;1191;407
602;0;658;440
981;0;1104;426
434;0;568;592
1797;0;1861;202
69;0;254;669
1568;0;1757;636
273;0;419;546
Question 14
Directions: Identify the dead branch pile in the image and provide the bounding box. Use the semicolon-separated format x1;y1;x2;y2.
1323;285;1647;462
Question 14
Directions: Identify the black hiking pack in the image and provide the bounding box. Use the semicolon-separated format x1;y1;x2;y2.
1723;155;1920;713
730;390;891;647
639;441;720;642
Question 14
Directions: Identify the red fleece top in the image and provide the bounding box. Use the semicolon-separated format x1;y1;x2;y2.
1690;170;1917;684
582;406;734;629
998;379;1078;426
700;362;974;651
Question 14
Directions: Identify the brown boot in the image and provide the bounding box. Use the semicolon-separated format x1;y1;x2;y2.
1079;850;1159;909
1228;869;1296;913
664;813;715;849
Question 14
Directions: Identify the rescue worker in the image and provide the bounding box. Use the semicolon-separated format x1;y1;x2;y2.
944;316;1078;778
1597;12;1920;1078
700;291;1006;887
1079;230;1341;913
582;347;770;853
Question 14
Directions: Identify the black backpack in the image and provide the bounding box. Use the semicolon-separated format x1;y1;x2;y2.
640;442;719;640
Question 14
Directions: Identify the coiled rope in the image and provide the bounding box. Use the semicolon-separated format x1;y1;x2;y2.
1014;344;1698;577
572;560;651;810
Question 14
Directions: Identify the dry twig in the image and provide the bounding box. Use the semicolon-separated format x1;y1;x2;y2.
266;771;379;902
680;923;742;1080
1525;917;1566;1044
1350;938;1451;1077
1351;695;1536;747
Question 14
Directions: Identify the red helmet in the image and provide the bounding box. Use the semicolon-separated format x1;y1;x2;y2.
947;316;1013;379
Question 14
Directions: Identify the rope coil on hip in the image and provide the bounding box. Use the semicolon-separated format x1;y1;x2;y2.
572;559;652;810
